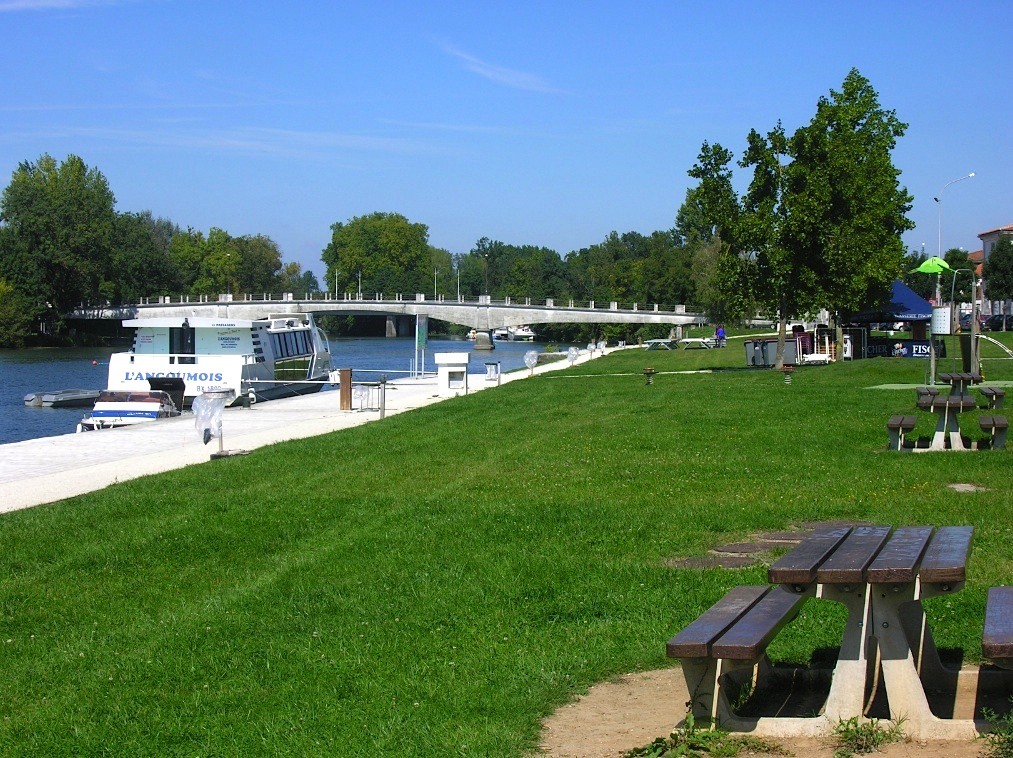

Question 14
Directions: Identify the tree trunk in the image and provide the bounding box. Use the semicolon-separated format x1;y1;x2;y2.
775;315;787;369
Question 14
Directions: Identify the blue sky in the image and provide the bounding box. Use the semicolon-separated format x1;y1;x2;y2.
2;0;1009;281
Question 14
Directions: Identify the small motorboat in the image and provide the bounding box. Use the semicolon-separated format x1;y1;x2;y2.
24;389;101;408
77;389;181;432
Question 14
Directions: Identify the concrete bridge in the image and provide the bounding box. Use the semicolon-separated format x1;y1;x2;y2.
71;292;705;335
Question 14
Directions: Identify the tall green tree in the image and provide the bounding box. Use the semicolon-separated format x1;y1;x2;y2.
686;141;748;323
686;70;913;366
235;234;283;294
783;69;913;320
942;248;974;303
737;123;800;362
322;213;431;296
430;246;454;298
0;277;33;347
168;228;206;294
902;248;934;300
983;237;1013;318
107;211;181;303
686;142;740;245
0;154;116;323
689;238;727;321
276;261;319;294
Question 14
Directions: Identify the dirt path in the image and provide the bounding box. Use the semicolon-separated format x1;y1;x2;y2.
537;667;983;757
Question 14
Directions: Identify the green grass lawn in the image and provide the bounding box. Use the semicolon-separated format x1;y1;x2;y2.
1;338;1012;754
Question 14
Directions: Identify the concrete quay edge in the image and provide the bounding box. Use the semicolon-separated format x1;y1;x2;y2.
0;346;622;514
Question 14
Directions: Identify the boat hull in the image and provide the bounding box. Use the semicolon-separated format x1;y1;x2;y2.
24;389;101;408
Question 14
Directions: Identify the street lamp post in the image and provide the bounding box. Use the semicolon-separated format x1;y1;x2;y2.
357;270;362;297
483;254;489;296
434;267;438;299
929;172;975;382
949;267;982;374
935;172;975;259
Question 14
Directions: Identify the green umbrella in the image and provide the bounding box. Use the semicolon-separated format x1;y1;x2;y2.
911;256;953;274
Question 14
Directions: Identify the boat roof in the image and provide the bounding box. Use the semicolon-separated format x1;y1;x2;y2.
123;314;314;328
123;317;259;328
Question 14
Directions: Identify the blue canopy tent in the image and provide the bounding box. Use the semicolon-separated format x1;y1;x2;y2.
844;280;932;323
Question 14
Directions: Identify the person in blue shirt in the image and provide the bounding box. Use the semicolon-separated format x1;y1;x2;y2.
715;325;726;347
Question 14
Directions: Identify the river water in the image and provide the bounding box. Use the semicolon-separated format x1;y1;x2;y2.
0;338;548;445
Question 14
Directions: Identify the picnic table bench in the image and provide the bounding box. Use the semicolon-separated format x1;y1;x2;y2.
666;586;804;726
979;386;1005;409
983;586;1013;670
665;525;1012;739
886;415;917;451
978;414;1009;449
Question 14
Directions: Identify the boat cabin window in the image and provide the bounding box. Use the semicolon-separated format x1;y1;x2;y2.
271;329;311;359
169;324;196;364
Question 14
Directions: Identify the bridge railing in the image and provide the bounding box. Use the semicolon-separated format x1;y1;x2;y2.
125;292;697;315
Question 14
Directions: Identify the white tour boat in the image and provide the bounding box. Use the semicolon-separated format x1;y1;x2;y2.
104;313;332;406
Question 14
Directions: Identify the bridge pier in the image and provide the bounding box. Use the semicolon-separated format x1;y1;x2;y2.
384;315;414;338
473;331;494;350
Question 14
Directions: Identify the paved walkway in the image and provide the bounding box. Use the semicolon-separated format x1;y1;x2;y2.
0;347;618;514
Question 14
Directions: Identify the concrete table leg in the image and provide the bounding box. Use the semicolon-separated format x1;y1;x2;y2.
870;582;980;739
819;584;876;720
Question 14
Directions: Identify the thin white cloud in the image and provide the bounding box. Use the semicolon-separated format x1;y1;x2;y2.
0;100;314;113
14;125;436;160
0;0;120;9
380;118;527;137
443;45;565;94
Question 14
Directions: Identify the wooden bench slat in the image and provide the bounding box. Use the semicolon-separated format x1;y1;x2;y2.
887;416;917;431
768;526;852;585
817;526;892;584
866;526;933;584
918;526;973;584
666;586;768;658
930;396;978;411
711;587;805;660
983;586;1013;664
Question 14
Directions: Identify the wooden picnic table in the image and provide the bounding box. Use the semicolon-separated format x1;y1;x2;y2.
764;525;1008;739
937;371;983;397
666;525;1012;739
919;394;978;451
679;337;717;349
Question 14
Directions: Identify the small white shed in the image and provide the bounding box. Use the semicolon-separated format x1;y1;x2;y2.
434;352;470;397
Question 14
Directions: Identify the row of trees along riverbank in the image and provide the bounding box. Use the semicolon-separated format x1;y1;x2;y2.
6;69;1007;349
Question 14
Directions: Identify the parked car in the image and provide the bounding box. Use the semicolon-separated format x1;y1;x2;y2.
982;314;1013;332
958;313;987;331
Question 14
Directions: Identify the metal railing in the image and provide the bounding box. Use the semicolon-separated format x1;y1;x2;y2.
121;291;696;315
